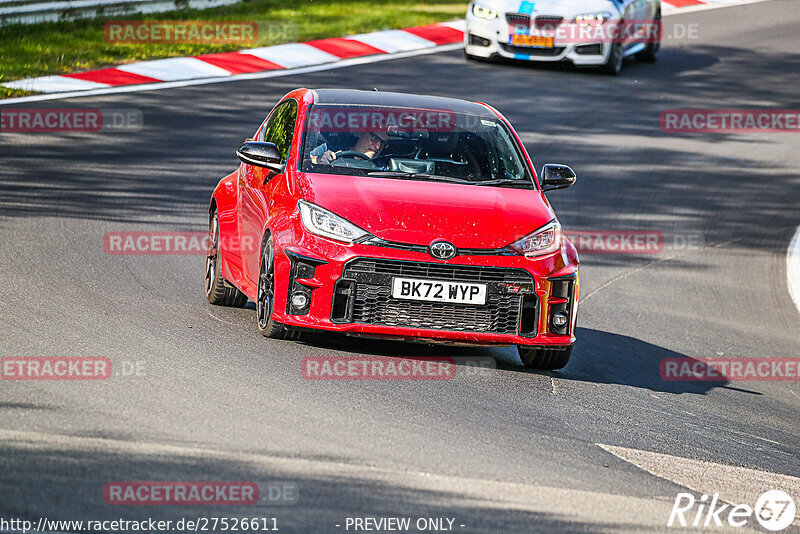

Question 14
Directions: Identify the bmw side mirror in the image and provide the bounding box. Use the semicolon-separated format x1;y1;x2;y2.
540;164;576;192
237;141;285;173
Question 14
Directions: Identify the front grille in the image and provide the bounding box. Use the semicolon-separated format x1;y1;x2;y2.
352;287;522;334
340;259;534;335
500;43;565;56
506;13;531;25
534;16;563;29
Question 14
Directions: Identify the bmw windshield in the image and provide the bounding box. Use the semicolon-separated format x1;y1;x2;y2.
300;104;535;189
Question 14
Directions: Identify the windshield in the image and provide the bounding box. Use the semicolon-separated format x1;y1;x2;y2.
300;104;534;189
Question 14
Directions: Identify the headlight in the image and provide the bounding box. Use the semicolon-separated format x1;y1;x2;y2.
472;2;498;20
298;200;372;243
574;12;612;27
510;220;562;257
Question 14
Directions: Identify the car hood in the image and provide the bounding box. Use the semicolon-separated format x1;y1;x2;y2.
494;0;620;17
297;173;555;249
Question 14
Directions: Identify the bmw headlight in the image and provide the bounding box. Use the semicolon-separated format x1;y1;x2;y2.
298;200;372;243
510;220;562;257
574;12;612;27
472;2;498;20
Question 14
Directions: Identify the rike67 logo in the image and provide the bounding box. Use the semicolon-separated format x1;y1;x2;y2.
668;490;796;531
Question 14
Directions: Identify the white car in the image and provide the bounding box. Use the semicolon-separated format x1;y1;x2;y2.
464;0;662;74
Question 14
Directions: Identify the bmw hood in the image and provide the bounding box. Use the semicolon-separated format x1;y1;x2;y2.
298;173;556;250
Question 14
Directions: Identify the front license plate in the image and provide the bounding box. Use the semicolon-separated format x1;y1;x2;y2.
391;277;487;306
510;34;554;48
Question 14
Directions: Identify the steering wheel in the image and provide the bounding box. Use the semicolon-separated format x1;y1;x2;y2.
335;150;371;161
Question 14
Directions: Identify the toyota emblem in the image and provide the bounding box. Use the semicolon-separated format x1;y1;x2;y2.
429;241;457;260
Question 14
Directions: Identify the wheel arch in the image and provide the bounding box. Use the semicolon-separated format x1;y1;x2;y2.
260;227;273;259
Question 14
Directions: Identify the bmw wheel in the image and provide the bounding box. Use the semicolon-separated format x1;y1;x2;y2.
636;11;661;63
601;42;624;75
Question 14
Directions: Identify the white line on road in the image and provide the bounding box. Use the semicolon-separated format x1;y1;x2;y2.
598;443;800;527
0;428;683;529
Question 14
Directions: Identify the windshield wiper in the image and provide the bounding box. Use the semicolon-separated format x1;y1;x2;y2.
472;178;531;187
366;171;428;178
366;171;473;184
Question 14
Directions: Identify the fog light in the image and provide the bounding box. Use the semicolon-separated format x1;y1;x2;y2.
291;292;309;309
552;312;569;328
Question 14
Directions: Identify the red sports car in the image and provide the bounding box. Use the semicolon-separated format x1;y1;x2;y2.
205;88;580;369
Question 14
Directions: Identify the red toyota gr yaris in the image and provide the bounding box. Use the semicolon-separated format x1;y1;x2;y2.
205;88;580;370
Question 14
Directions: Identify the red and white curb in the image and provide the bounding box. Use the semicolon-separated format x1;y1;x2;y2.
0;0;773;98
2;21;465;94
660;0;766;12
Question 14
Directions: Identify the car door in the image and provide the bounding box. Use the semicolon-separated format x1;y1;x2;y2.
238;99;298;286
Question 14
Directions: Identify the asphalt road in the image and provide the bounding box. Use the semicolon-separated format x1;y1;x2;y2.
1;1;799;532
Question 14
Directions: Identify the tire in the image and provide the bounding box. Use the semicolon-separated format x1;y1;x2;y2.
256;236;289;338
517;345;573;370
205;212;248;307
600;41;624;75
636;11;661;63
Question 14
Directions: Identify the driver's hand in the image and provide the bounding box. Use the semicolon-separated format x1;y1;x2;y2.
318;150;337;165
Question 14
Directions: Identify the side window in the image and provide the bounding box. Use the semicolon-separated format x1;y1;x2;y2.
259;100;298;164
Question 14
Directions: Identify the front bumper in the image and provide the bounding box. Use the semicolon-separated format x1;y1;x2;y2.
465;15;612;66
270;230;579;347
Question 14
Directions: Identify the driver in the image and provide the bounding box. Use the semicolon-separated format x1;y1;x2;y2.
310;129;388;165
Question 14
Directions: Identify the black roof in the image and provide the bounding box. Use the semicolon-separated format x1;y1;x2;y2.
311;89;495;117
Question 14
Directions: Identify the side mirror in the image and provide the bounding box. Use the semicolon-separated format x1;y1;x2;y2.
540;164;576;192
237;141;285;173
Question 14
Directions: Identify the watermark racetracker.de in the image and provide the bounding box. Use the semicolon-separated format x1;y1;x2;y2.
509;19;699;44
660;357;800;382
306;106;458;133
105;231;210;255
301;356;497;380
661;110;800;133
104;481;298;505
105;21;257;45
103;231;260;255
509;19;662;44
104;20;297;44
0;108;143;133
1;356;146;380
105;230;703;256
562;230;704;254
302;356;456;380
